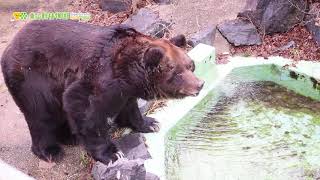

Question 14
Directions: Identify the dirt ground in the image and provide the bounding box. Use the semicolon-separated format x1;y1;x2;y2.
0;0;247;179
152;0;247;53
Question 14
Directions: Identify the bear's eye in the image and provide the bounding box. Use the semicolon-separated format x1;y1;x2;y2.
187;61;195;72
167;64;175;71
175;72;183;76
174;70;183;76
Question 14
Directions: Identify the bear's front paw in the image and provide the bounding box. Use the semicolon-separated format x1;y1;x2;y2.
135;117;160;133
101;151;125;166
32;144;64;162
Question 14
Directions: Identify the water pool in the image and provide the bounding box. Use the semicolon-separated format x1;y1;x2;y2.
166;79;320;180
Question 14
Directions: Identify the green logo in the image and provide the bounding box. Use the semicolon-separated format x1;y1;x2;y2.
12;12;91;21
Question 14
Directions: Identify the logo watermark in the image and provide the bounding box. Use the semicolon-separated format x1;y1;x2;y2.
12;12;91;21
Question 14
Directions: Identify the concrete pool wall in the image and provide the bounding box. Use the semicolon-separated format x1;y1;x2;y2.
144;44;320;179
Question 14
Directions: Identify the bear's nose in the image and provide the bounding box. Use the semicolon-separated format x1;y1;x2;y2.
197;80;205;91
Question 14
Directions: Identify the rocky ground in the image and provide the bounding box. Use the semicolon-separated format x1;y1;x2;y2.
0;0;319;179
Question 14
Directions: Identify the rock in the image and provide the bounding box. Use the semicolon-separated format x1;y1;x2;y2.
92;159;146;180
115;133;151;160
187;25;216;47
123;8;170;38
99;0;132;13
306;3;320;46
92;133;158;180
138;99;153;114
214;30;231;54
217;19;262;46
153;0;172;5
238;0;307;34
260;0;307;34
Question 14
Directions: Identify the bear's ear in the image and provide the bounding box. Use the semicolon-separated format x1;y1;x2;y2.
114;25;137;37
143;47;164;68
170;35;187;48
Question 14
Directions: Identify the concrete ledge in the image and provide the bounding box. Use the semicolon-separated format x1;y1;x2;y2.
0;160;34;180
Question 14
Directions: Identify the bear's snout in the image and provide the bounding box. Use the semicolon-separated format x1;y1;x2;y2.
196;80;205;94
180;80;204;97
178;70;205;97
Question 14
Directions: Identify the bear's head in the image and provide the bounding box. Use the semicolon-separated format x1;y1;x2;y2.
142;36;204;100
113;29;204;100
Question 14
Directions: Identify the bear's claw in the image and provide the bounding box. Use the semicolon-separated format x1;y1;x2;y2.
149;121;160;132
115;151;125;159
135;117;161;133
106;151;125;166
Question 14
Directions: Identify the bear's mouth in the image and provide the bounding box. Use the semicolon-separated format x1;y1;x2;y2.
154;87;202;100
178;89;201;97
190;91;200;97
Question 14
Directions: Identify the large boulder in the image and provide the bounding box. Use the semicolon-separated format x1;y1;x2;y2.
238;0;307;34
217;19;262;46
305;3;320;46
123;8;170;38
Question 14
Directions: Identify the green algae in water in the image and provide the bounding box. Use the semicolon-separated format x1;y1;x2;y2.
166;81;320;180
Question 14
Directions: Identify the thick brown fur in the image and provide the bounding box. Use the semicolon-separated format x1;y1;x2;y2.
1;20;204;164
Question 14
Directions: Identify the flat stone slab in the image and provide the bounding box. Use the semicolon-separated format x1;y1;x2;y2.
217;19;262;46
123;8;170;38
92;159;146;180
99;0;132;13
153;0;172;5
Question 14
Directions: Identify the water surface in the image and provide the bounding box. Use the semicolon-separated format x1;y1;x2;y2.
166;81;320;180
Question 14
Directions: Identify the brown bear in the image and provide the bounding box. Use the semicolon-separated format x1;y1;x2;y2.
1;20;204;164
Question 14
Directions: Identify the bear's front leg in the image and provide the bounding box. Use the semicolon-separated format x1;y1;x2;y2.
80;112;125;164
63;80;127;164
116;98;160;133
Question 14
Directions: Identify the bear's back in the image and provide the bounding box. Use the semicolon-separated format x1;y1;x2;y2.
5;20;110;65
1;20;124;82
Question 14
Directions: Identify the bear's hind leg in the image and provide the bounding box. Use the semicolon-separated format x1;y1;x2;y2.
10;73;64;161
63;80;127;164
56;121;78;146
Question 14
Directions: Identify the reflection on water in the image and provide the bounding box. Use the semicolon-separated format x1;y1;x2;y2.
166;81;320;180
